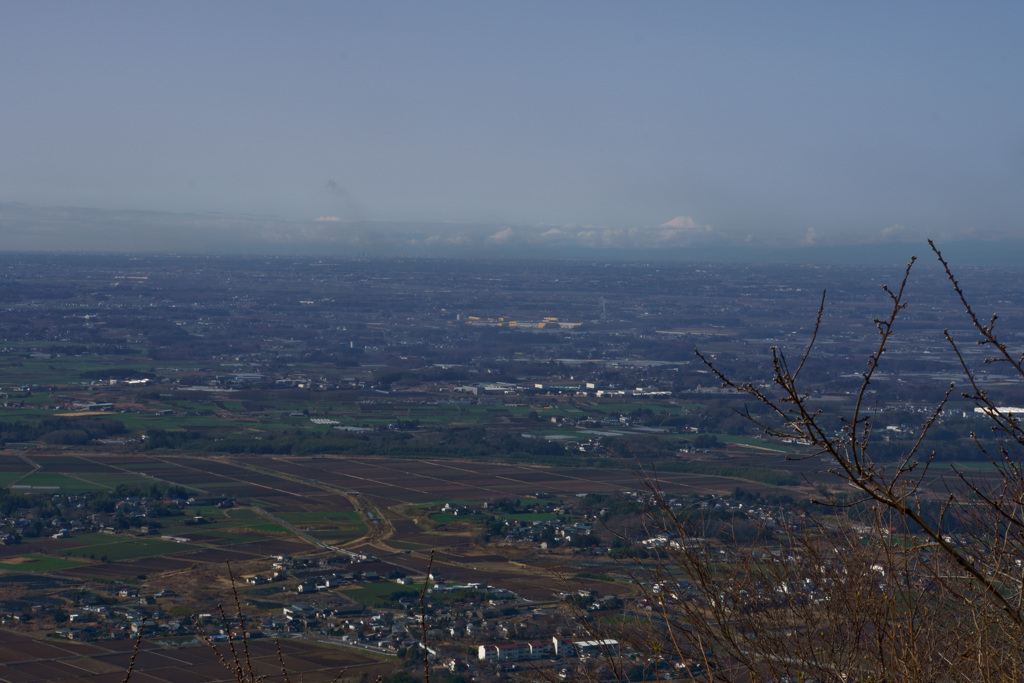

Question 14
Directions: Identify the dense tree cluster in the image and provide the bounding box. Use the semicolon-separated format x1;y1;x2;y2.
0;416;127;445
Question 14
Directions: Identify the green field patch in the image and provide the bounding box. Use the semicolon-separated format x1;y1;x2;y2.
0;409;61;419
505;406;537;415
188;481;249;491
0;554;91;572
279;510;367;541
13;473;102;492
243;421;295;432
592;401;670;413
221;508;262;522
155;524;204;537
345;581;426;607
279;511;361;524
427;513;459;524
296;522;366;534
309;520;367;535
523;430;578;440
0;472;29;487
113;414;167;429
72;473;160;489
216;524;280;540
59;536;198;561
308;535;350;546
387;540;435;551
299;520;366;532
245;522;288;533
107;461;171;471
181;417;253;429
184;506;231;519
574;571;621;584
308;529;364;544
57;533;131;548
428;513;481;525
188;529;264;544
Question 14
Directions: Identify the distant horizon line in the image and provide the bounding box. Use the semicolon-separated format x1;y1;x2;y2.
0;241;1019;268
1;200;1018;266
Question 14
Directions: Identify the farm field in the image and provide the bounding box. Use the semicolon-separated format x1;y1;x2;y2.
0;449;800;592
0;554;91;572
58;535;200;562
0;629;390;682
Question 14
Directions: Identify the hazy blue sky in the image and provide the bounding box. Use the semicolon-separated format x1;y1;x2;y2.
2;1;1023;254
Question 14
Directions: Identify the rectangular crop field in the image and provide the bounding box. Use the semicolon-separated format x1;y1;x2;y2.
12;472;100;492
0;554;91;572
345;581;426;607
58;536;199;561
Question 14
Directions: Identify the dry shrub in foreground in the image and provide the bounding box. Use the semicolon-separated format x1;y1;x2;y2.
578;243;1024;682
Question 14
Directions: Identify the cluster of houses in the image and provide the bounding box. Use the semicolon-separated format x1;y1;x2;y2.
226;551;632;676
452;380;671;399
478;637;619;662
2;486;924;679
0;489;238;546
45;586;187;641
